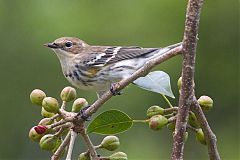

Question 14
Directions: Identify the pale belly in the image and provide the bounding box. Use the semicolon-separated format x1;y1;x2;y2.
62;58;144;92
65;75;111;91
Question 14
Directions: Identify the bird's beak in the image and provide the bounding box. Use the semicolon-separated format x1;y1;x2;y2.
43;43;59;49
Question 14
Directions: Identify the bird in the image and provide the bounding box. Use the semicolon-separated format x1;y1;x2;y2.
44;37;181;98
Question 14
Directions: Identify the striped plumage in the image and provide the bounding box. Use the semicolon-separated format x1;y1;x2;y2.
45;37;181;97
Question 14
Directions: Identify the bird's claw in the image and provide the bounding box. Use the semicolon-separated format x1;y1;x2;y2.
77;105;91;121
110;83;122;96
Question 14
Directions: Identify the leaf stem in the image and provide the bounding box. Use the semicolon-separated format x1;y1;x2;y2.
132;119;149;123
161;94;173;108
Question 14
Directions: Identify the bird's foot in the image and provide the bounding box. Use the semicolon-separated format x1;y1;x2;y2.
77;105;91;121
110;83;123;96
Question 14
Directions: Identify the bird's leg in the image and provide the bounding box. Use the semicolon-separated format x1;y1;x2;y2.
77;105;91;121
110;83;123;96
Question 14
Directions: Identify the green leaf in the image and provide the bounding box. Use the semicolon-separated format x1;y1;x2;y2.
87;110;133;135
134;71;175;98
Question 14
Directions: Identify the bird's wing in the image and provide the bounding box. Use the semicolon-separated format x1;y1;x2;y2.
86;46;158;67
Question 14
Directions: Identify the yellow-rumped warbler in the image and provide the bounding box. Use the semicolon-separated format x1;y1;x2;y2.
45;37;181;97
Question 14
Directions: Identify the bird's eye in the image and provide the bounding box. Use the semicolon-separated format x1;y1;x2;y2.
65;41;73;48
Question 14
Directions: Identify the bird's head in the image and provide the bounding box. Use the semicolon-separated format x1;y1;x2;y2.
44;37;89;69
44;37;89;57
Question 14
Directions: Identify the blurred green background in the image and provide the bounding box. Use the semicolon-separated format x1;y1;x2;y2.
0;0;238;159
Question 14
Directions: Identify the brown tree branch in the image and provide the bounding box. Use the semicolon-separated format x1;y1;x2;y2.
191;97;220;160
172;0;204;159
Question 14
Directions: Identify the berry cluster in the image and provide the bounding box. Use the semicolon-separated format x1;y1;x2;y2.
146;77;214;145
28;87;127;160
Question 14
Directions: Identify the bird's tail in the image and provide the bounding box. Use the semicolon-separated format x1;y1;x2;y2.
166;42;183;49
147;42;182;60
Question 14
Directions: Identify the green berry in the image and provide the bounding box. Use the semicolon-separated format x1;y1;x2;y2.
198;96;213;111
184;132;188;142
29;126;43;142
60;86;77;102
52;138;65;158
100;136;120;151
38;118;54;126
78;152;90;160
72;98;88;113
177;77;182;90
39;134;59;151
167;122;176;131
109;152;128;160
42;97;59;113
41;107;55;118
149;115;168;130
52;138;63;152
147;105;164;118
30;89;46;106
196;128;207;145
188;111;200;128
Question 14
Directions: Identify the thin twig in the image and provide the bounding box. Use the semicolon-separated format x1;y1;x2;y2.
164;107;178;114
80;129;98;160
171;0;204;159
61;101;67;109
49;110;76;129
52;122;71;133
54;127;64;137
85;145;102;155
168;116;177;123
59;108;77;120
191;98;220;160
49;119;71;129
66;129;78;160
49;114;60;121
164;113;174;119
187;124;198;132
51;131;71;160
